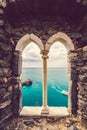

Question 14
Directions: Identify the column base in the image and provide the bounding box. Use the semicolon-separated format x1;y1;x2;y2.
41;106;49;115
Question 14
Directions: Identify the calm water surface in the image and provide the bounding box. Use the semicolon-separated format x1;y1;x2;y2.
22;68;69;107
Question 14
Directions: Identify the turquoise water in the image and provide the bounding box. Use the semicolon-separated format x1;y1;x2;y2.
22;68;69;107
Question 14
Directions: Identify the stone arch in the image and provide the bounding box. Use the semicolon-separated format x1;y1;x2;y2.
45;32;78;114
15;33;44;51
13;32;78;115
46;32;74;51
14;33;44;112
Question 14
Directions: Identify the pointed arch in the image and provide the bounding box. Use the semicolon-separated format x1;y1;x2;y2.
15;33;44;51
46;32;74;51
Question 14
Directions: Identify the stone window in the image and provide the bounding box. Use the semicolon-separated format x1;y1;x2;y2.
15;32;78;115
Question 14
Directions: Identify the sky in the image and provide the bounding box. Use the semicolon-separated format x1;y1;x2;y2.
22;41;68;68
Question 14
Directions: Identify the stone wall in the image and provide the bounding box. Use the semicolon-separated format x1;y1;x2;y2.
0;6;13;129
77;46;87;127
68;50;78;114
0;5;21;129
68;46;87;126
0;4;87;129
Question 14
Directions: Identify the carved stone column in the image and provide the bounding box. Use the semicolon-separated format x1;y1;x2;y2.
41;50;49;114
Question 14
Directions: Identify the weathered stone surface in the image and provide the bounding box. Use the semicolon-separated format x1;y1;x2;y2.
71;73;78;81
0;42;12;51
7;86;13;92
0;19;4;25
0;92;12;103
78;75;87;82
0;59;11;67
12;77;20;84
0;28;4;34
71;32;82;39
24;120;35;126
0;76;6;84
79;67;87;74
0;100;11;109
70;63;77;68
3;116;87;130
0;51;12;59
0;112;13;126
76;60;84;66
78;82;87;89
0;3;87;129
83;46;87;51
12;51;22;76
0;104;13;129
0;8;4;14
78;99;87;106
70;57;78;62
0;68;12;77
83;52;87;61
71;69;78;75
13;87;20;95
68;125;79;130
0;88;6;97
0;83;7;88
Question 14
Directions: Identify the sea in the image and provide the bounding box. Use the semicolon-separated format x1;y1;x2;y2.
22;68;69;107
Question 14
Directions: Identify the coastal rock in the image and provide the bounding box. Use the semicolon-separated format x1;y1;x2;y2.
22;79;32;86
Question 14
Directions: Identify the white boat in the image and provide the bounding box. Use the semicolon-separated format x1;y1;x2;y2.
62;90;69;96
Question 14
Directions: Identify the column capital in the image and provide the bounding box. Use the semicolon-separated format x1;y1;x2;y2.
41;50;49;59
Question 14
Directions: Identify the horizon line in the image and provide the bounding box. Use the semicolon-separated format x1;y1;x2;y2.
22;67;68;69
